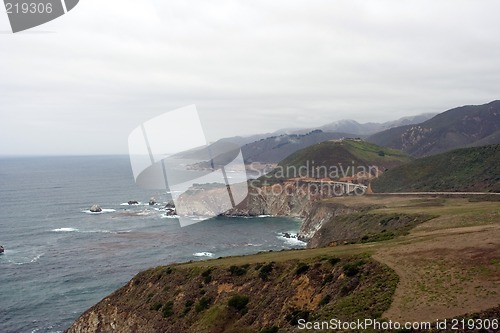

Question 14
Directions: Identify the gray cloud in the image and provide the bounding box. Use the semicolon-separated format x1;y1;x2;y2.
1;0;500;155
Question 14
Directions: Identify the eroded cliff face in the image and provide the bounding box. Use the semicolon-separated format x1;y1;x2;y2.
298;202;364;241
176;181;318;218
175;180;365;241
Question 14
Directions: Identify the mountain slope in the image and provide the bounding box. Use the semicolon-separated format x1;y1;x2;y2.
264;139;411;181
242;130;354;164
180;130;357;166
367;100;500;156
318;113;437;135
371;144;500;193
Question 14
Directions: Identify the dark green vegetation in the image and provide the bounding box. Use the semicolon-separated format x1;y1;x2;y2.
368;100;500;157
308;212;436;248
260;139;410;182
372;144;500;193
69;255;397;333
227;294;249;312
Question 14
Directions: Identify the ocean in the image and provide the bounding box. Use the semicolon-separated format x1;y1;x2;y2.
0;156;305;333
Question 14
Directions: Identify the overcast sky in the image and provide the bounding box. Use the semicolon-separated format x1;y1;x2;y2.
1;0;500;155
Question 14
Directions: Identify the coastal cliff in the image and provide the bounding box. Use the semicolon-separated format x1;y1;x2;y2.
65;255;397;333
176;181;318;219
176;180;367;241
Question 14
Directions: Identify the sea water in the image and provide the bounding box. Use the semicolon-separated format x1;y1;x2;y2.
0;156;305;333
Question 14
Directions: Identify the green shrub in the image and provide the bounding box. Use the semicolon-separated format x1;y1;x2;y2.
343;260;364;277
201;268;213;277
319;295;331;306
228;294;250;312
182;300;194;316
328;257;341;266
286;309;310;325
322;274;334;286
229;265;248;276
259;263;273;281
195;296;212;313
295;262;310;275
340;284;350;296
150;302;162;311
260;326;279;333
162;301;174;318
201;268;213;284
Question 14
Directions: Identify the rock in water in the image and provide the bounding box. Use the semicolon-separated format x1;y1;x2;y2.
149;197;156;206
128;200;139;205
165;208;177;216
90;204;102;213
0;245;4;254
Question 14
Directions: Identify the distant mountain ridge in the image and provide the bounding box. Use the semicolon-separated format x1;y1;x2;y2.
179;130;355;166
198;113;436;164
368;100;500;157
318;113;437;135
241;130;353;164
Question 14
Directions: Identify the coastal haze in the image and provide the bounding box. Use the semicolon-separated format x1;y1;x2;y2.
2;0;500;155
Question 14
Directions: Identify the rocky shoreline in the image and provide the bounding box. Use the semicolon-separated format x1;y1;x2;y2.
171;180;368;243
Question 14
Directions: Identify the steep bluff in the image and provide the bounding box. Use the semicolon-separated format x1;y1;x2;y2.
65;256;398;333
298;201;366;240
176;180;367;241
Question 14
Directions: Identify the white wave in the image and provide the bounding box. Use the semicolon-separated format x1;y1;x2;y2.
185;215;210;221
193;252;214;257
160;214;179;219
52;228;79;232
4;252;44;265
231;214;273;219
120;202;142;206
277;233;307;247
82;208;116;214
134;210;154;216
52;228;115;234
84;230;113;234
246;243;263;247
116;230;132;234
30;253;44;263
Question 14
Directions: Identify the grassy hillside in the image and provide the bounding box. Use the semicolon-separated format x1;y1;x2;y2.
372;144;500;193
263;139;411;181
368;100;500;157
